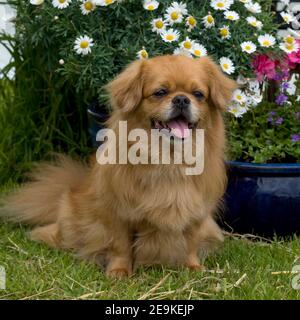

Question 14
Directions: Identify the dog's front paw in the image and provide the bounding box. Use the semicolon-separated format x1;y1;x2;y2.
185;254;205;271
106;268;131;278
186;263;205;271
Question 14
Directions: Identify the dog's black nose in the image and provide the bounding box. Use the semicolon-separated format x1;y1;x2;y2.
172;95;190;109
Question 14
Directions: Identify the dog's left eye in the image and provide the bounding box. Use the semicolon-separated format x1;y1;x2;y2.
193;91;204;100
153;89;168;97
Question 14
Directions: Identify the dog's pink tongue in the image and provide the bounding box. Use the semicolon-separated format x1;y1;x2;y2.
168;119;190;139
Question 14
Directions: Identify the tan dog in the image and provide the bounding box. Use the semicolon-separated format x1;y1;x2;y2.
4;55;236;277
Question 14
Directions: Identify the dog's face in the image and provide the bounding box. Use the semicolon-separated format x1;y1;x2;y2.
106;55;237;139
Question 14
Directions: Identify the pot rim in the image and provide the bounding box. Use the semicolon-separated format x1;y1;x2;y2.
227;160;300;175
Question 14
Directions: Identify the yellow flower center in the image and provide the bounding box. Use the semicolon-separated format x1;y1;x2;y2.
245;45;251;51
171;12;179;20
207;15;214;23
141;50;148;58
183;41;192;49
105;0;113;4
227;15;234;20
194;50;201;56
286;44;294;51
286;36;294;44
263;40;270;46
236;95;242;100
284;16;289;22
80;40;89;49
217;2;224;8
166;34;174;41
223;63;229;69
84;1;93;10
147;4;154;10
59;0;66;3
250;21;257;27
220;28;228;37
188;16;196;26
155;20;164;29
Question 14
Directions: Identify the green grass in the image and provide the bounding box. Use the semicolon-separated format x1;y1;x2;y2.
1;183;300;300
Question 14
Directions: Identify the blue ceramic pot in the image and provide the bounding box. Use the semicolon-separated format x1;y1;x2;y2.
222;161;300;237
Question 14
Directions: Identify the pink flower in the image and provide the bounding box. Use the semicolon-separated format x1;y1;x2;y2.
287;40;300;66
282;55;296;71
252;54;276;82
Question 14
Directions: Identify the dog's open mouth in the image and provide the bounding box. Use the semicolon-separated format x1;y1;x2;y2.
151;116;197;139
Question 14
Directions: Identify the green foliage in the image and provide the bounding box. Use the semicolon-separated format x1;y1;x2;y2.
227;97;300;163
17;0;278;96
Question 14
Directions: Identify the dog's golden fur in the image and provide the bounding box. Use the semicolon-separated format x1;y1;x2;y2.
3;55;236;277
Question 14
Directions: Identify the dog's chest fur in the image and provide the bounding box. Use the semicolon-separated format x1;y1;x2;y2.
107;165;209;231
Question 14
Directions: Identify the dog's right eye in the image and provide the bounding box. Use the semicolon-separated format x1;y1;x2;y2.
153;89;168;97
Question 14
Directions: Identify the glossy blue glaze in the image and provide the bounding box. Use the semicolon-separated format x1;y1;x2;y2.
223;161;300;237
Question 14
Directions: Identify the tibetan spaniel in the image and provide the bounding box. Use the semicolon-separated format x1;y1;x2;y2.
4;55;237;277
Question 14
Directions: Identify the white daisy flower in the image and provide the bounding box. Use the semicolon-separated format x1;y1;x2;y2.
279;41;299;53
151;18;167;34
180;37;195;51
245;2;262;14
241;41;257;54
186;16;197;31
280;12;295;24
284;35;296;45
164;11;183;26
161;29;180;43
170;2;188;15
30;0;44;5
74;35;94;55
202;15;215;28
95;0;115;5
80;1;96;15
258;34;276;48
246;16;263;30
239;0;251;3
287;28;300;39
137;49;149;59
220;57;235;75
210;0;232;11
173;47;193;58
219;25;231;39
224;11;239;21
233;89;247;105
165;3;187;25
52;0;71;9
191;44;207;57
143;0;159;11
228;104;246;118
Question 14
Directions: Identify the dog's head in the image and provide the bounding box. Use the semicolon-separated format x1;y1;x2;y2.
106;55;237;139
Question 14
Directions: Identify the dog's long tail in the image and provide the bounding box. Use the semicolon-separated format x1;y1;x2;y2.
1;154;89;225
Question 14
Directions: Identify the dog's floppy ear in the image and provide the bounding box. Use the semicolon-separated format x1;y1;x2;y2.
105;60;144;113
200;57;237;111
